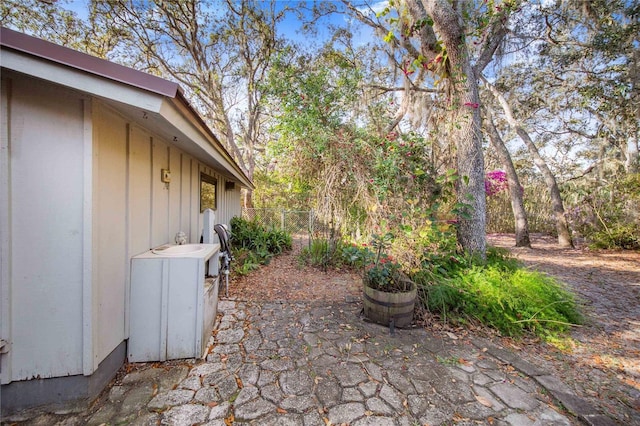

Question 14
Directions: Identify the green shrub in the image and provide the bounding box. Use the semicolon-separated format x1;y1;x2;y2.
300;236;379;270
590;225;639;250
266;229;293;254
300;238;329;267
299;238;380;271
299;237;345;268
485;245;520;271
339;243;374;268
415;251;583;339
566;173;640;250
229;216;292;271
420;283;466;323
230;216;265;250
232;248;261;276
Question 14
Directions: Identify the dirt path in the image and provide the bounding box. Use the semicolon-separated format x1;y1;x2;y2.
488;233;640;424
229;234;640;424
229;239;362;303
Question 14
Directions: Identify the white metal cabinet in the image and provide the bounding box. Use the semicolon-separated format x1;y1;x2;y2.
128;244;220;362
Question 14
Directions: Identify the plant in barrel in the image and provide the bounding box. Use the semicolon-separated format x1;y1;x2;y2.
363;233;417;328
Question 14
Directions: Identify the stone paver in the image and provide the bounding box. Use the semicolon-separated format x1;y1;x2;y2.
9;300;612;425
161;404;210;425
490;382;539;410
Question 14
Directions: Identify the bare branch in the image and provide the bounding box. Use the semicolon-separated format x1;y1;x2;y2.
366;84;441;94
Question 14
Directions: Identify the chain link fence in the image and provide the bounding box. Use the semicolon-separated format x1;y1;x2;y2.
241;208;332;242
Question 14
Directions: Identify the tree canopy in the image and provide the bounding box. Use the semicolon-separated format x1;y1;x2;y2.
2;0;638;251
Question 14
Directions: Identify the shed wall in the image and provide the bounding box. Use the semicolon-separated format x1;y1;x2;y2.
0;73;242;385
93;101;242;364
1;75;86;382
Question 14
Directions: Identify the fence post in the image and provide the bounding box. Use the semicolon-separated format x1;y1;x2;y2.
281;209;286;231
309;209;314;235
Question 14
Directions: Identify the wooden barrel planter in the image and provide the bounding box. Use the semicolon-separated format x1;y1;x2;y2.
363;280;417;328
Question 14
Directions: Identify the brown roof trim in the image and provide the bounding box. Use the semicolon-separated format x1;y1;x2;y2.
2;27;253;187
0;27;179;97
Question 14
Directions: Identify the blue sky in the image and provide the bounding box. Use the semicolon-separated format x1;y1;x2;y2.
60;0;380;48
61;0;90;20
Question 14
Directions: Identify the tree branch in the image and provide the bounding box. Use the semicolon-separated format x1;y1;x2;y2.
366;84;441;94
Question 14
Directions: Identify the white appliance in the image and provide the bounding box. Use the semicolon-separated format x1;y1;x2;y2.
128;244;220;362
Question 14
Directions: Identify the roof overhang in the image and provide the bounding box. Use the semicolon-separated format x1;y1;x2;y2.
0;27;253;189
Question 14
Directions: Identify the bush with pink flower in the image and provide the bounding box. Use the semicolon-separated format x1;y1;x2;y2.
485;170;508;196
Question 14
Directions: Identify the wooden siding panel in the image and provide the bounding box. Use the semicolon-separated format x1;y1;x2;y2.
7;78;85;380
223;183;242;225
216;177;241;227
151;139;170;247
180;155;193;242
168;147;182;243
0;76;11;384
128;125;152;256
190;162;200;243
93;106;127;363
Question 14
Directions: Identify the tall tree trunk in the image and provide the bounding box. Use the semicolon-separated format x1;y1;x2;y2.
485;107;531;247
416;0;487;257
483;78;573;248
628;47;639;174
243;190;253;209
627;135;639;173
243;150;255;208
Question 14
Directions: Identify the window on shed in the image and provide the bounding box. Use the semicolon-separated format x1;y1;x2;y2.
200;173;217;211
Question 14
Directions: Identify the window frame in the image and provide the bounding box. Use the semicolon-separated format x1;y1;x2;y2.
200;173;218;212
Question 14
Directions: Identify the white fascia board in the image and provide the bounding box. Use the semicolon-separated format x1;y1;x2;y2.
1;48;252;188
158;99;253;188
0;49;164;113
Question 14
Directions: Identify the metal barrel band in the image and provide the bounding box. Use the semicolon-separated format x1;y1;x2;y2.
363;292;415;308
388;310;413;320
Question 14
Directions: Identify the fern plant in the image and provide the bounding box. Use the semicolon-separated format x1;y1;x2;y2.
415;248;583;339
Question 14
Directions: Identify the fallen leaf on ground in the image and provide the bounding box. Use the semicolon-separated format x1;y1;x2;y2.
475;395;493;407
